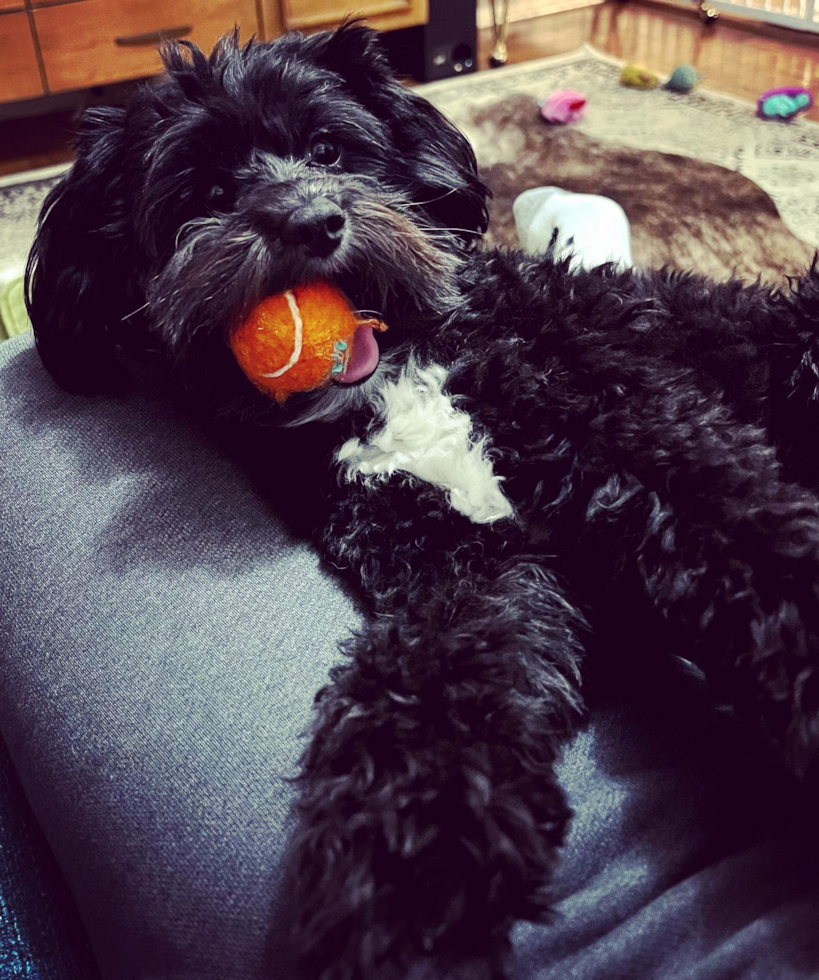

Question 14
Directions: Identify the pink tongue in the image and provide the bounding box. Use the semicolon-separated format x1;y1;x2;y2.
338;324;380;384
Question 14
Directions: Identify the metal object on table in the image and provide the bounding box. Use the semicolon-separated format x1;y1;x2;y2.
489;0;512;67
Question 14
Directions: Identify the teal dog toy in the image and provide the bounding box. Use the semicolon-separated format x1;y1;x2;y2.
757;86;812;121
664;64;700;93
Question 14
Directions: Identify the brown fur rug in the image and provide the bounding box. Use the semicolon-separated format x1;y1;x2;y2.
472;95;814;283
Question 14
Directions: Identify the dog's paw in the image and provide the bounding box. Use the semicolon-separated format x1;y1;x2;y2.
287;736;571;980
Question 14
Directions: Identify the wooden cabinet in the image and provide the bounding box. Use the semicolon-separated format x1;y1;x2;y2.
0;0;429;105
280;0;427;31
34;0;259;93
0;12;45;102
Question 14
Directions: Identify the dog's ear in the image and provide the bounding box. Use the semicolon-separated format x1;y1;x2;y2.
26;106;137;394
303;20;391;96
306;22;489;243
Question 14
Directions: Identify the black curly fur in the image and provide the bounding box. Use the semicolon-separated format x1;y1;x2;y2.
24;23;819;979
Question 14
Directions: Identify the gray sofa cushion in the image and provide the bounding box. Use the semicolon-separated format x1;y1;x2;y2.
2;332;819;979
0;733;99;979
0;334;360;978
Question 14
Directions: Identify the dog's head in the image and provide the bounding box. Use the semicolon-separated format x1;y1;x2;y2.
26;24;488;421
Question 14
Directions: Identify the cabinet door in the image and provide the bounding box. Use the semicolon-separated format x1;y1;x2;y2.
34;0;258;93
0;12;45;103
283;0;427;31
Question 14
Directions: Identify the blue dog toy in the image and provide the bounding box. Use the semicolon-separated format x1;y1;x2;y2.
757;86;812;121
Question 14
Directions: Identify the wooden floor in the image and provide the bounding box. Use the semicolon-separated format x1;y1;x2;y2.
478;0;819;120
2;0;819;177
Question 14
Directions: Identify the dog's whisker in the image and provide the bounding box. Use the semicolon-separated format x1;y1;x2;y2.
357;228;438;243
393;187;459;209
344;119;383;143
428;227;484;238
121;301;150;322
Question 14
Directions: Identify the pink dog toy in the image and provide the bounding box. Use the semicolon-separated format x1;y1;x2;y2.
540;89;588;124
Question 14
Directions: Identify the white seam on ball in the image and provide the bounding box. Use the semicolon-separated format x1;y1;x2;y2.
261;290;303;378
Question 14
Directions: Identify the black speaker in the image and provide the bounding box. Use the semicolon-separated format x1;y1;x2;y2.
381;0;478;83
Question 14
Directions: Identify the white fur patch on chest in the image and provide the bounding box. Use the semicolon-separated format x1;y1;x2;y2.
337;361;514;525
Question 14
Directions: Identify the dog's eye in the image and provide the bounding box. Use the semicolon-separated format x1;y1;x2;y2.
310;140;341;167
208;184;227;202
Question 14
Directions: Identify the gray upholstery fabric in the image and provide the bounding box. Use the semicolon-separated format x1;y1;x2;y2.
0;734;99;978
0;334;359;978
2;332;819;980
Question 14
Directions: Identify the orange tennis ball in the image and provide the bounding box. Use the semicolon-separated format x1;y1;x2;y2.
229;282;385;403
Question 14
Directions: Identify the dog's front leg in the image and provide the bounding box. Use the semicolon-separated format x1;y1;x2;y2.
582;376;819;782
287;558;586;980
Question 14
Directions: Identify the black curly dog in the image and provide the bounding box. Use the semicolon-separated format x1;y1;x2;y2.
26;23;819;979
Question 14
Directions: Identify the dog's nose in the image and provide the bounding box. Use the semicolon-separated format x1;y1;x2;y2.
282;198;346;258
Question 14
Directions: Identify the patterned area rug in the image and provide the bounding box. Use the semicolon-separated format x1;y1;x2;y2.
1;45;818;293
420;45;819;281
0;165;68;277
